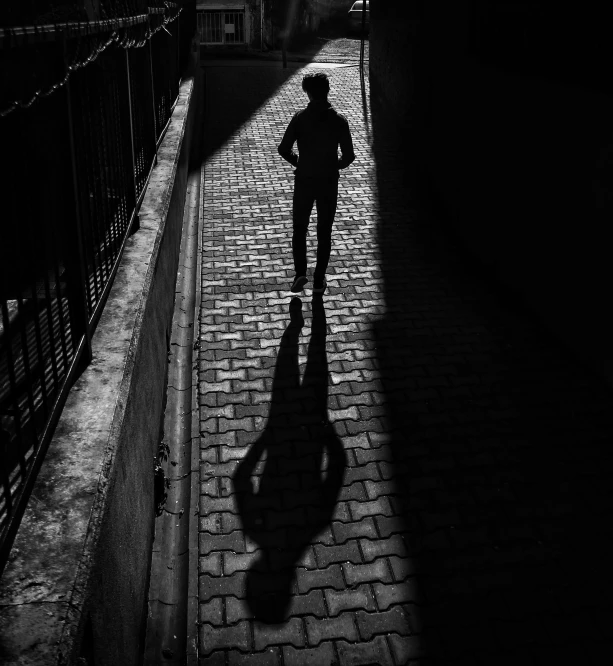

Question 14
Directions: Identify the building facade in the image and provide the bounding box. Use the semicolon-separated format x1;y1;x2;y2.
196;0;261;49
196;0;353;51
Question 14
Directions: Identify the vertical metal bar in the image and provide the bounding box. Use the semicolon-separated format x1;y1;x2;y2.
138;47;152;182
82;75;104;307
108;70;129;247
0;301;25;475
103;79;123;258
42;269;61;393
117;72;132;234
14;294;37;437
27;274;49;421
131;61;141;199
176;9;181;77
360;0;366;71
49;232;71;373
64;34;93;363
97;84;114;284
1;420;12;517
125;49;140;233
106;62;125;271
148;26;159;162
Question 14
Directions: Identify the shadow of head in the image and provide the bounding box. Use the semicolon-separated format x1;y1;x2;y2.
232;295;346;622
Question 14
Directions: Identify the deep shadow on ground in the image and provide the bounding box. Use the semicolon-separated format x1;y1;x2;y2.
370;81;613;664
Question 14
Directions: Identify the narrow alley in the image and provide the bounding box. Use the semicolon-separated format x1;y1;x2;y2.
4;5;613;665
191;46;613;665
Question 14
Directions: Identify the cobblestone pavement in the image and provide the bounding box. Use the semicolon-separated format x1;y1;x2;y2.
196;45;613;665
310;37;368;63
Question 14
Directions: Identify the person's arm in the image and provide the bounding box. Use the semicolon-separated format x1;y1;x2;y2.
337;117;355;170
278;115;299;167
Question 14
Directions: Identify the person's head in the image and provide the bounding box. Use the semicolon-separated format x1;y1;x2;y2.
302;72;330;101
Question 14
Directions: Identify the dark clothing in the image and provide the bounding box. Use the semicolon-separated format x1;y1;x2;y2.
278;100;355;179
292;177;338;281
279;99;355;280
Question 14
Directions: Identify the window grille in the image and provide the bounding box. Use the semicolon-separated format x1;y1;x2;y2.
198;11;245;44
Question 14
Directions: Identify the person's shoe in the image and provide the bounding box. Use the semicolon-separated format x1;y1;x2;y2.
290;275;308;293
313;278;327;293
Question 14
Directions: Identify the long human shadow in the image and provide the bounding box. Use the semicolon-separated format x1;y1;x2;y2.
232;296;346;624
370;75;613;662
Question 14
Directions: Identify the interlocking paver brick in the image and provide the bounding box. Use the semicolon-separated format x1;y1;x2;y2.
200;531;244;555
337;481;368;502
282;642;337;666
200;598;224;626
331;517;377;544
199;652;226;666
324;585;376;616
388;556;417;581
335;636;395;666
314;541;362;568
254;618;305;650
360;535;409;562
200;621;251;655
342;559;393;587
387;634;424;664
363;479;397;499
296;564;345;594
227;648;282;665
356;606;412;640
340;433;370;448
343;462;381;484
199;573;245;601
374;516;408;539
305;613;358;646
348;498;393;520
373;581;422;610
288;589;328;617
223;551;257;575
199;553;222;576
225;596;252;625
199;514;223;534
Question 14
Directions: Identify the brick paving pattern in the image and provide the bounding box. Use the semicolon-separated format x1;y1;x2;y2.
197;51;613;665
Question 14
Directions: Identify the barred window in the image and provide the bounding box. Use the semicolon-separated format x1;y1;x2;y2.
197;11;245;44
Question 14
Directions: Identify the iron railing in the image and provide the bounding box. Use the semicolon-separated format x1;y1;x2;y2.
0;0;196;575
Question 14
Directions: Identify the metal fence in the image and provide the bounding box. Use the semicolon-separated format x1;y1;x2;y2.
0;0;196;575
197;11;245;45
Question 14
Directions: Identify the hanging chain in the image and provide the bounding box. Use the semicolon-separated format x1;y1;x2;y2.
0;4;182;119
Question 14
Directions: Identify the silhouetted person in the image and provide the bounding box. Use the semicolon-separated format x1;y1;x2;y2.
278;72;356;295
233;296;346;623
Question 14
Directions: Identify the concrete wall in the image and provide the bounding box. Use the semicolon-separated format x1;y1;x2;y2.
0;53;203;666
246;0;261;48
370;4;613;385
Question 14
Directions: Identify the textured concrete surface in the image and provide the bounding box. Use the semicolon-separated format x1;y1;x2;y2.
0;68;202;666
195;46;613;665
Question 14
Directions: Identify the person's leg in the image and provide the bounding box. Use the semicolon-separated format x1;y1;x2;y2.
313;178;338;283
292;178;315;278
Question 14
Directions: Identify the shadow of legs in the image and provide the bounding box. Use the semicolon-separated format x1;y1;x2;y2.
233;296;346;623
